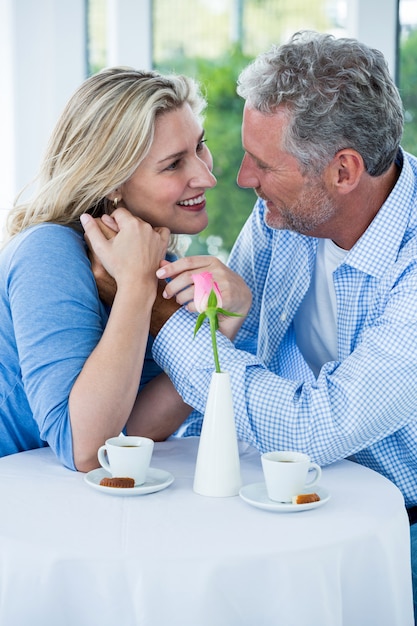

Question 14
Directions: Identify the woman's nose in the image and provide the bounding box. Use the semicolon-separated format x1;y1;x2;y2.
237;153;259;189
190;158;217;188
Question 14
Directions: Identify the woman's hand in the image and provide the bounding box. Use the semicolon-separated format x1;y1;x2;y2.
82;208;170;293
155;255;252;340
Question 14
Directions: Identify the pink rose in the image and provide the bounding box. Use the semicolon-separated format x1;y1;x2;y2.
192;272;223;313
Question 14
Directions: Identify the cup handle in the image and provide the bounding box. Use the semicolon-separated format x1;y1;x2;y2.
305;462;322;488
97;445;110;472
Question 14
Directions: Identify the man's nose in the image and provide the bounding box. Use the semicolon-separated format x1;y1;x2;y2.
237;154;259;189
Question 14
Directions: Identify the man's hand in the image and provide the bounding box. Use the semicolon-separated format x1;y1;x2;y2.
150;280;181;337
154;255;252;340
84;216;118;306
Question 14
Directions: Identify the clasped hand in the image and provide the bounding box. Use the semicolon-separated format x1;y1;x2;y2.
81;209;170;298
83;212;252;339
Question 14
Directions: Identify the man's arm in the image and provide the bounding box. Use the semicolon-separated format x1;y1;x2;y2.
84;217;118;306
150;280;181;337
126;371;192;440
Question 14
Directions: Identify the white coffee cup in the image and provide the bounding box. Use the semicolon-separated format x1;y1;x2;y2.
97;436;154;486
261;450;322;503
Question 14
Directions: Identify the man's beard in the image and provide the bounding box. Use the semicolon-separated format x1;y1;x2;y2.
264;179;337;235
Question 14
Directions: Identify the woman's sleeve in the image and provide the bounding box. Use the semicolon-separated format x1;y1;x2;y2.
6;226;106;468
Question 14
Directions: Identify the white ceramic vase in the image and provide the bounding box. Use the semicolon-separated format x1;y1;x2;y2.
193;371;242;497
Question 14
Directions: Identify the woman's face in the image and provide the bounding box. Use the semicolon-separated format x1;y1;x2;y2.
118;103;216;235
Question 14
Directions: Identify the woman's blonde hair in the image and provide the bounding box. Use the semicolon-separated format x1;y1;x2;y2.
7;67;206;238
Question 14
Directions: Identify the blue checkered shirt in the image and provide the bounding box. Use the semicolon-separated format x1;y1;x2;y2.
153;148;417;507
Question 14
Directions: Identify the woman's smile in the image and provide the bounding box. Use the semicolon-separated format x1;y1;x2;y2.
177;193;207;210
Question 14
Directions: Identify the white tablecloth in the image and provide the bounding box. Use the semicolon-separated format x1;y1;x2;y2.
0;437;413;626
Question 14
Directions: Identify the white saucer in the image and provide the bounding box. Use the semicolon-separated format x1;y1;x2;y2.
239;483;330;512
84;467;174;496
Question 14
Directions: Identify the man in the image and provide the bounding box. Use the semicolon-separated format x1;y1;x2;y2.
85;31;417;617
153;30;416;495
151;31;417;618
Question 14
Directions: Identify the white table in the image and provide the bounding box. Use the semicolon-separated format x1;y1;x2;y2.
0;437;413;626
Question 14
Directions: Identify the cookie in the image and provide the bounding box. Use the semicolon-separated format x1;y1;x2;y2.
99;476;135;488
292;493;320;504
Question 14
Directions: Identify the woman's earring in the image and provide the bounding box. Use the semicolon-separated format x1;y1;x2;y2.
112;197;119;210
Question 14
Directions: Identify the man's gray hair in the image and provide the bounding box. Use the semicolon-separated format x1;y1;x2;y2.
237;30;404;176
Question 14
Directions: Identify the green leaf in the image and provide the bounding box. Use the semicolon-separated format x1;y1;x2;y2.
207;289;218;308
193;312;207;336
216;308;244;318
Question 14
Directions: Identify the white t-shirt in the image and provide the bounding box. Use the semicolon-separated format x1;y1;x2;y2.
293;238;347;377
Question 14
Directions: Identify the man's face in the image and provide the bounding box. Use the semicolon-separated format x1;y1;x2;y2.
237;105;337;235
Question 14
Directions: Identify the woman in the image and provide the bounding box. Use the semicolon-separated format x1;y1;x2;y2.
0;67;216;472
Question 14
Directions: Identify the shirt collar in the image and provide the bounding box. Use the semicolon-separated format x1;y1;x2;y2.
342;148;417;279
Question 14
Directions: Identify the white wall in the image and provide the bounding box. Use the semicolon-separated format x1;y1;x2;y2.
0;0;86;241
107;0;152;68
0;0;152;240
346;0;398;77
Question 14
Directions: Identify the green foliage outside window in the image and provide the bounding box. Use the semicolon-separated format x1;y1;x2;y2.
400;28;417;155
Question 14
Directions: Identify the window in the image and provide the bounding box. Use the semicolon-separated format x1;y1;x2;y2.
152;0;348;256
399;0;417;155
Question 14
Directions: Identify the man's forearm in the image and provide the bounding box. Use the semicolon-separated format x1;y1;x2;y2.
150;280;181;337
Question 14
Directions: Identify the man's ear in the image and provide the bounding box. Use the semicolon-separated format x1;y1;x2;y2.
328;149;365;195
